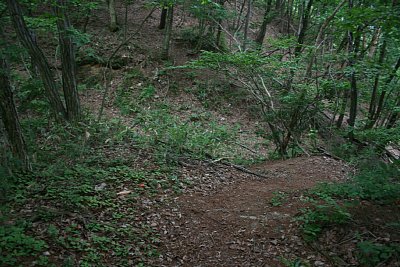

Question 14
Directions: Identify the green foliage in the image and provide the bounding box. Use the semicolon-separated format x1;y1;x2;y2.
140;85;156;101
280;257;309;267
358;127;400;148
180;27;220;51
357;241;400;267
316;162;400;204
16;77;49;114
115;86;139;115
178;49;319;157
188;78;245;110
298;193;351;241
115;69;151;115
134;105;239;162
269;191;287;207
0;224;48;266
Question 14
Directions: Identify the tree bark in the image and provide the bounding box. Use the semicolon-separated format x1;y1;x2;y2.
159;7;167;30
365;39;386;129
386;97;399;128
336;90;349;128
294;0;313;57
54;0;81;121
216;0;225;48
255;0;273;46
242;0;252;51
0;58;31;170
306;0;346;76
347;1;360;140
7;0;66;121
108;0;118;32
161;5;174;60
373;56;400;127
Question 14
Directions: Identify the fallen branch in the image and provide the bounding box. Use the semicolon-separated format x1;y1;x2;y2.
229;141;263;156
316;146;345;162
209;159;270;179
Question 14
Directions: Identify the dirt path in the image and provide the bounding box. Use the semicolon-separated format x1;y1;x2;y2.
150;156;349;266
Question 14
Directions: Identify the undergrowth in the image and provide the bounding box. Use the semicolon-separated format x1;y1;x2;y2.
0;117;171;266
298;152;400;266
0;102;249;265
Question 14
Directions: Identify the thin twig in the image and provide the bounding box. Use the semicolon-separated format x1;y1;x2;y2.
230;141;262;156
97;7;157;121
217;160;269;179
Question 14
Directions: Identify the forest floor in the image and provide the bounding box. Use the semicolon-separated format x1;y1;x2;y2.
150;156;350;267
3;1;400;267
77;2;399;266
75;3;400;266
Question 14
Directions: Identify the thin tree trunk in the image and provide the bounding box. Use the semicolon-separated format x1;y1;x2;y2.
124;1;129;40
347;1;360;140
7;0;66;121
275;0;281;10
0;58;31;170
161;5;174;60
216;0;225;48
336;90;349;128
365;39;386;129
294;0;313;57
159;7;167;30
54;0;81;121
255;0;273;46
371;56;400;127
368;28;381;58
306;0;346;76
234;0;246;31
386;97;399;128
287;0;293;35
242;0;252;50
82;10;91;33
108;0;118;31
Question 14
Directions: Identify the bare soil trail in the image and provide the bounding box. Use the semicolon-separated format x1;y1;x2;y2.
151;156;349;266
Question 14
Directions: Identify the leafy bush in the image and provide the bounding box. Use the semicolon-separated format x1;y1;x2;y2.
0;225;48;266
134;106;238;161
357;241;400;267
177;49;320;157
298;193;351;241
316;162;400;204
180;27;219;51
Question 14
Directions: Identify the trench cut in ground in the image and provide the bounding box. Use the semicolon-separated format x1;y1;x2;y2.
157;156;349;266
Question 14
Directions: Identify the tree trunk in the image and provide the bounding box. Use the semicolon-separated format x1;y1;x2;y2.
234;0;246;31
242;0;252;51
54;0;81;121
336;90;349;128
347;1;360;140
368;28;381;58
255;0;273;46
0;58;31;170
161;6;174;60
372;56;400;127
286;0;293;35
159;7;167;30
306;0;346;76
108;0;118;32
386;97;399;128
294;0;313;57
7;0;66;122
124;1;129;40
365;39;386;129
216;0;225;48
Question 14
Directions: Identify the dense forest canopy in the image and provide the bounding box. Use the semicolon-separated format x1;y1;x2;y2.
0;0;399;266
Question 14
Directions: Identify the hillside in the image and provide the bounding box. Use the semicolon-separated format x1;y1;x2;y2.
1;0;400;266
